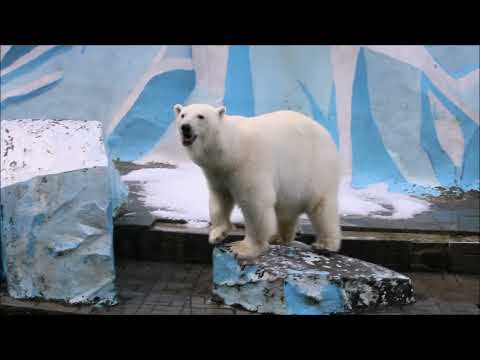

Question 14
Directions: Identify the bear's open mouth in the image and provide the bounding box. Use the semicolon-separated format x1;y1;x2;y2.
182;134;197;146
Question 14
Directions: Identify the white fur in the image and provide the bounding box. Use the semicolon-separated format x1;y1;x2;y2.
174;103;341;259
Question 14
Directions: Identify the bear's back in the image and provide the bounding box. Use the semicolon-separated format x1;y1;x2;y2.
232;110;333;144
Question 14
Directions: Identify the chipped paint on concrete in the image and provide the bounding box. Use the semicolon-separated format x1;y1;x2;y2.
212;245;415;315
284;274;346;315
1;119;108;188
1;169;118;305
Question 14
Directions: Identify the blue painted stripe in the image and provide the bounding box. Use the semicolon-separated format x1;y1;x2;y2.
107;69;195;161
1;45;37;68
421;73;479;189
0;78;62;109
1;46;72;85
298;81;339;148
461;126;479;190
425;46;479;79
420;73;458;188
328;83;339;148
450;66;480;79
223;46;255;116
351;49;407;191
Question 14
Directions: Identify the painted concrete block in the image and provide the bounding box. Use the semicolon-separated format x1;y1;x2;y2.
213;244;415;314
0;119;127;304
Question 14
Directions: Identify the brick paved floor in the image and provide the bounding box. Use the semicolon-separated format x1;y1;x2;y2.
1;260;478;315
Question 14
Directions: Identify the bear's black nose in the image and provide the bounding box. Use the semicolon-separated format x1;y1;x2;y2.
181;124;192;136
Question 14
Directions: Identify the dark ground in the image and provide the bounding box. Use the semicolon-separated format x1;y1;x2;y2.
1;260;479;315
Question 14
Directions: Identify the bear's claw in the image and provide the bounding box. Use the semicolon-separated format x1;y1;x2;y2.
227;240;267;260
209;224;232;244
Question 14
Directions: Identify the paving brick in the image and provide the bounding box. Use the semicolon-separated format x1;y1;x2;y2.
196;307;235;315
99;304;141;315
401;299;443;314
359;306;406;315
121;294;146;305
453;275;480;304
187;302;223;309
166;282;195;291
191;296;206;305
151;305;183;315
118;289;146;298
435;301;479;314
150;282;169;293
170;295;189;306
190;307;209;315
136;304;156;315
143;294;172;305
192;285;213;296
125;280;156;293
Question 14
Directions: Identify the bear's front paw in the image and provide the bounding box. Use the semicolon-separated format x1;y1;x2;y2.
311;238;341;255
209;224;232;245
227;240;268;260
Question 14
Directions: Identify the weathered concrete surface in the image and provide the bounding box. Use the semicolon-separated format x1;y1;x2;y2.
0;119;127;305
212;244;415;314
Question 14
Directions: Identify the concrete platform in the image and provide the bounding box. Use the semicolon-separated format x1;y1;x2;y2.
114;223;480;274
114;161;480;234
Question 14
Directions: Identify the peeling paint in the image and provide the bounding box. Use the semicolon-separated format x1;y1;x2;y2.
213;245;415;315
0;119;127;305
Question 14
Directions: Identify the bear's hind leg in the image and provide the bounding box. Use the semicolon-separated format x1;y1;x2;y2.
306;196;341;253
209;189;234;245
272;216;298;245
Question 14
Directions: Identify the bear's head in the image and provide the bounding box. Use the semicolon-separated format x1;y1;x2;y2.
173;103;226;148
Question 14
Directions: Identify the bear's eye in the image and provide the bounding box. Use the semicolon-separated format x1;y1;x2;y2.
181;114;185;119
197;114;205;120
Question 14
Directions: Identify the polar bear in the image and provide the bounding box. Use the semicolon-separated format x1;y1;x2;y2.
174;103;341;259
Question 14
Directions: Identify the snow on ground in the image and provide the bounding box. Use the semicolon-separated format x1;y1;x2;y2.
122;163;430;228
338;180;430;219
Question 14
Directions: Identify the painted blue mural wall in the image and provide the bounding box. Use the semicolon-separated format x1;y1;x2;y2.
1;45;479;194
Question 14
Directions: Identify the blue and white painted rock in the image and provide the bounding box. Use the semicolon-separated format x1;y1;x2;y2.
0;119;127;305
213;244;415;314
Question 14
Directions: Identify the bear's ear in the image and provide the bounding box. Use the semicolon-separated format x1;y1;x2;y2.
217;106;226;118
173;104;183;116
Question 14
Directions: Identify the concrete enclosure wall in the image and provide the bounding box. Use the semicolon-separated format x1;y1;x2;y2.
1;45;479;194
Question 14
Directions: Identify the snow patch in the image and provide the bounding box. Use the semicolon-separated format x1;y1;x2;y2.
122;163;430;227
